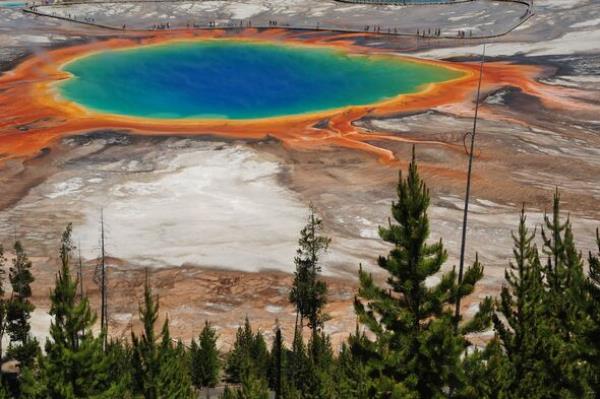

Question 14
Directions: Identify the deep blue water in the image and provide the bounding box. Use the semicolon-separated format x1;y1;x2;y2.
59;40;461;120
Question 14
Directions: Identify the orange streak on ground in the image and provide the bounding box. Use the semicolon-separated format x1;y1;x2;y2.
0;29;583;164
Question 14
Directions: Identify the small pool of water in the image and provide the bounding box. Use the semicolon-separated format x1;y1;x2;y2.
341;0;460;4
0;1;26;8
58;40;463;120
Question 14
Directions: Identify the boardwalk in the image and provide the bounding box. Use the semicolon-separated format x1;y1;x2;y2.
29;0;531;38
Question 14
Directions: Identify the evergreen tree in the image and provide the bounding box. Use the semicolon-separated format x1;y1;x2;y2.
237;371;270;399
287;326;309;395
289;205;330;355
307;330;333;370
0;248;13;399
131;272;193;398
334;327;372;399
225;317;268;384
104;338;134;398
156;320;193;399
489;195;597;398
354;148;491;398
223;319;270;399
307;332;336;399
189;339;199;380
459;338;512;399
190;321;220;395
491;207;552;397
251;330;269;380
225;317;255;383
0;245;7;360
541;191;587;337
584;228;600;394
268;325;285;399
222;372;270;399
285;324;331;399
282;205;333;398
21;224;115;398
539;192;592;397
6;241;38;367
222;385;237;399
131;271;160;398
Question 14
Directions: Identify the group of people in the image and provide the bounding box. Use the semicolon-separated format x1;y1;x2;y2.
417;27;443;37
151;22;170;30
42;10;479;39
363;24;385;32
48;11;98;25
159;19;259;30
361;25;442;36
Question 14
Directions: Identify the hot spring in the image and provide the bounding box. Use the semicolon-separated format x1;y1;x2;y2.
0;1;26;7
58;40;463;120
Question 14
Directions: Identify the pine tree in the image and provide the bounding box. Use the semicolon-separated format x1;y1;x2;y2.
488;207;550;397
308;332;336;399
354;148;491;398
0;247;14;399
268;325;285;399
268;325;294;398
131;273;192;399
222;372;270;399
459;338;512;399
584;228;600;393
238;371;270;399
190;321;220;395
285;324;327;399
225;317;268;384
540;191;592;397
251;330;269;380
0;385;9;399
131;271;160;398
0;245;7;360
307;330;333;370
6;241;38;367
286;325;306;393
289;205;330;353
541;191;586;334
22;224;114;398
223;319;271;399
285;207;335;397
156;320;193;399
225;317;254;383
334;327;372;399
105;338;134;398
222;385;237;399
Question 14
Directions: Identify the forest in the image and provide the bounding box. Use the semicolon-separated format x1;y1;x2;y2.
0;148;598;399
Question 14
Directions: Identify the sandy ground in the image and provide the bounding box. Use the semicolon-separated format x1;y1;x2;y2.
0;0;599;346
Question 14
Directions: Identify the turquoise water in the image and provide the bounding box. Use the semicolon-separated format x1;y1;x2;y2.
58;41;462;120
343;0;458;4
0;1;26;7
